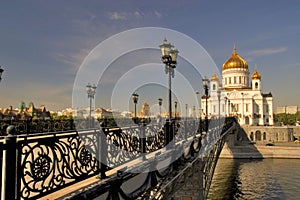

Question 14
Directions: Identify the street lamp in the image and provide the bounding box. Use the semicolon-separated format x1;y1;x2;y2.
224;97;228;117
0;66;4;82
160;38;178;148
228;100;231;116
217;90;221;130
202;77;210;132
158;98;163;116
241;92;244;124
217;90;221;119
196;91;201;118
174;101;178;119
86;83;97;129
185;104;188;119
159;38;179;121
132;93;139;121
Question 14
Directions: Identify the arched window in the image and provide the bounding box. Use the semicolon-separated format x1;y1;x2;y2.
255;130;261;141
255;82;258;89
263;132;266;140
245;116;250;124
213;84;216;90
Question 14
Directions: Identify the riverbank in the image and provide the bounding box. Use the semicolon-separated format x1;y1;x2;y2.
220;142;300;159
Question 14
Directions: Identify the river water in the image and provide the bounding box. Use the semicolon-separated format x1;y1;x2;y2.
207;159;300;200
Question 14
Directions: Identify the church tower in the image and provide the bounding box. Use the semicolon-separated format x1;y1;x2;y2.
251;69;262;91
210;72;220;92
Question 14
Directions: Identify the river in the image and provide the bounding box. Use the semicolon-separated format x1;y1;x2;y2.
207;159;300;200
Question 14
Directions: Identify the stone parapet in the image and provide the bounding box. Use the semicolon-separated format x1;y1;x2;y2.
220;143;300;159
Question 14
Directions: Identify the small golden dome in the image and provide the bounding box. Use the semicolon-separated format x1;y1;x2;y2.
222;47;248;70
252;70;261;80
210;73;219;82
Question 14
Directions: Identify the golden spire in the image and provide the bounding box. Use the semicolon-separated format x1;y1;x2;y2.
252;66;261;80
210;71;219;82
233;43;237;55
222;45;248;71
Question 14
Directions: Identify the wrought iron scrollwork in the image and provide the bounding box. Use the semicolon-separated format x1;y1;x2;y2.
19;131;99;199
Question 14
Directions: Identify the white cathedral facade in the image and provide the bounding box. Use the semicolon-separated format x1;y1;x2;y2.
201;47;274;126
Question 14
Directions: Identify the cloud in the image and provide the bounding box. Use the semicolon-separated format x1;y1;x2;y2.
108;10;163;20
134;11;142;18
247;47;287;57
154;10;162;18
53;48;91;72
108;12;128;20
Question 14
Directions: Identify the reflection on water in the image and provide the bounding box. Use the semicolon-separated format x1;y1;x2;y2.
207;159;300;200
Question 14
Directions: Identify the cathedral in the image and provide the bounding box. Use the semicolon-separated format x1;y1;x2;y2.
201;47;273;126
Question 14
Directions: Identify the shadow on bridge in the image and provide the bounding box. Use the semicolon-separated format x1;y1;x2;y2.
220;124;264;159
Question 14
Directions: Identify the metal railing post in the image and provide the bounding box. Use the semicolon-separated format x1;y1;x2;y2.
184;120;187;140
99;121;108;179
193;120;196;137
1;125;17;200
140;119;146;160
170;120;174;148
164;120;170;147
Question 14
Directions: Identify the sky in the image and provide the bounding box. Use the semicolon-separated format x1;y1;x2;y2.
0;0;300;112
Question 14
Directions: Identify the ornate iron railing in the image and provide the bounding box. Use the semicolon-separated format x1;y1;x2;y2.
9;131;99;199
0;117;237;200
67;117;238;200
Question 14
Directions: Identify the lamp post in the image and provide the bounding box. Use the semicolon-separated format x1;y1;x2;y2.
241;92;244;124
132;93;139;123
217;90;221;130
160;38;178;147
0;66;4;82
228;100;231;116
86;83;97;129
174;101;178;119
158;98;163;116
202;77;210;132
217;91;221;119
196;91;203;133
196;91;201;118
159;38;179;122
185;104;188;119
224;97;228;117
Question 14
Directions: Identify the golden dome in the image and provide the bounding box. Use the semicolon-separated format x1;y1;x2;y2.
252;70;261;80
210;72;219;82
222;47;248;70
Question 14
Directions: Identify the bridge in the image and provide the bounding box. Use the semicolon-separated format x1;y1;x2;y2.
0;117;238;200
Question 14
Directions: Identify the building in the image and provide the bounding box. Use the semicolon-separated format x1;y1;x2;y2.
0;102;51;120
201;47;274;126
275;106;298;114
139;101;150;117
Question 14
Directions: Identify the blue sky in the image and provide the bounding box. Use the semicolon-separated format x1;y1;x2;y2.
0;0;300;112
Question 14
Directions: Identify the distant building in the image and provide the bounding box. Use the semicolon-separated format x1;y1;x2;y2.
275;106;298;114
0;102;50;120
139;101;150;117
94;108;113;119
202;47;274;126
